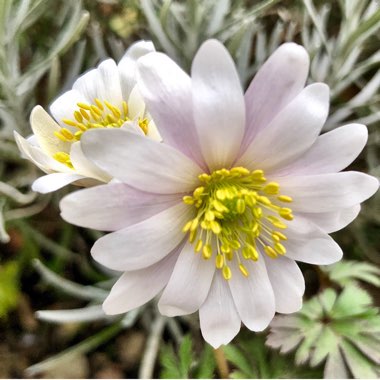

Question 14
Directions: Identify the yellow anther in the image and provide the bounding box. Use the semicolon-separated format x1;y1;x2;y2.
91;105;103;116
62;118;77;127
274;243;286;255
216;189;226;200
74;131;83;140
95;98;104;110
53;152;71;163
60;128;74;140
190;218;199;231
193;186;205;198
205;210;215;221
222;265;232;280
183;196;194;205
122;101;128;116
264;245;278;259
199;173;211;182
231;167;250;176
236;199;246;214
202;244;212;260
226;251;233;261
258;196;271;206
264;182;280;194
77;102;91;110
182;221;192;233
213;199;228;213
220;244;231;254
230;240;241;249
273;231;288;240
74;111;83;123
253;207;263;219
210;220;221;234
189;229;197;243
251;169;264;179
273;221;287;229
79;109;90;120
215;254;224;269
239;264;249;277
278;195;293;203
54;131;70;142
195;240;203;252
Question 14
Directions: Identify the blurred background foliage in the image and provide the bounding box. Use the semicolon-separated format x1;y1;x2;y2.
0;0;379;378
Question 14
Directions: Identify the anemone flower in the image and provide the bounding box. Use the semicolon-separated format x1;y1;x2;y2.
14;40;160;194
60;40;379;348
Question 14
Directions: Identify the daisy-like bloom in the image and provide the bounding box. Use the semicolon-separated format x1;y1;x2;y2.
60;40;379;348
14;40;160;194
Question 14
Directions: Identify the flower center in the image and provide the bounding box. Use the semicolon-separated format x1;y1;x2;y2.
182;167;294;280
53;99;149;168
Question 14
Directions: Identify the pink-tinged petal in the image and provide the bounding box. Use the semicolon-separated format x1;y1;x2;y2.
242;43;309;152
137;52;206;169
277;172;379;213
199;273;241;348
70;142;111;182
238;84;329;171
274;124;368;176
50;89;88;128
60;183;181;231
91;203;190;271
192;39;245;170
264;256;304;314
229;258;275;331
81;129;202;194
284;219;343;265
118;40;155;100
73;59;123;106
14;131;68;173
29;106;71;156
299;204;361;234
103;247;179;315
158;243;215;316
32;172;85;194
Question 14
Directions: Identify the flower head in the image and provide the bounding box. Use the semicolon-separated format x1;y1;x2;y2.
60;40;379;348
15;40;160;193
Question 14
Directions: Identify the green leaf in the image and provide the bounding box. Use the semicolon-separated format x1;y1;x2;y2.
160;344;182;379
224;344;254;378
0;261;20;317
195;344;216;379
179;335;193;378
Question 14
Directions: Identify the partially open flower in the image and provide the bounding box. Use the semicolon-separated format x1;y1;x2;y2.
15;40;160;193
60;40;379;348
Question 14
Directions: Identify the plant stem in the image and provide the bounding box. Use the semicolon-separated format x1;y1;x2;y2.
213;346;230;379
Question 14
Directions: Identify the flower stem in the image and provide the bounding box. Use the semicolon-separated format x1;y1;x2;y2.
213;346;230;379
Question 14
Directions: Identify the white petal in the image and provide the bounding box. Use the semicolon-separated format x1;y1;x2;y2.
70;142;111;182
81;129;202;194
73;59;123;106
32;172;85;193
103;249;179;315
50;89;88;128
118;40;155;100
60;183;181;231
30;106;71;155
199;274;241;348
137;52;205;168
91;203;190;271
158;243;215;316
192;39;245;170
264;256;305;314
299;204;361;234
239;84;329;171
274;124;368;176
277;172;379;213
14;131;70;173
127;85;146;119
242;43;309;152
229;258;275;331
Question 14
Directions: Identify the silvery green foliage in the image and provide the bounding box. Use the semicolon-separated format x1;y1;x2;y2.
0;0;89;242
266;285;380;379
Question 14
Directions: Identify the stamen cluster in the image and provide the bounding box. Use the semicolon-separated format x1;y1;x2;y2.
53;99;149;168
183;167;294;280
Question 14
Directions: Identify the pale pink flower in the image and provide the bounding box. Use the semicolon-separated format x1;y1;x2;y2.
15;40;160;194
60;40;379;348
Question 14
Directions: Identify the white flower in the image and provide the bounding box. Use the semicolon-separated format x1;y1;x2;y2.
15;40;160;194
60;40;379;348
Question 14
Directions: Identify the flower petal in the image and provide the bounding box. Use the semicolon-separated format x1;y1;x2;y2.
50;89;88;128
299;204;361;234
118;40;155;100
264;256;305;314
70;142;111;182
73;59;123;106
274;124;368;176
32;172;85;193
29;106;71;156
127;85;146;120
158;243;215;316
91;203;190;271
103;248;179;315
60;183;181;231
239;84;329;171
242;43;309;152
229;258;275;331
192;39;245;170
81;129;202;194
199;273;241;348
137;52;205;168
277;172;379;213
